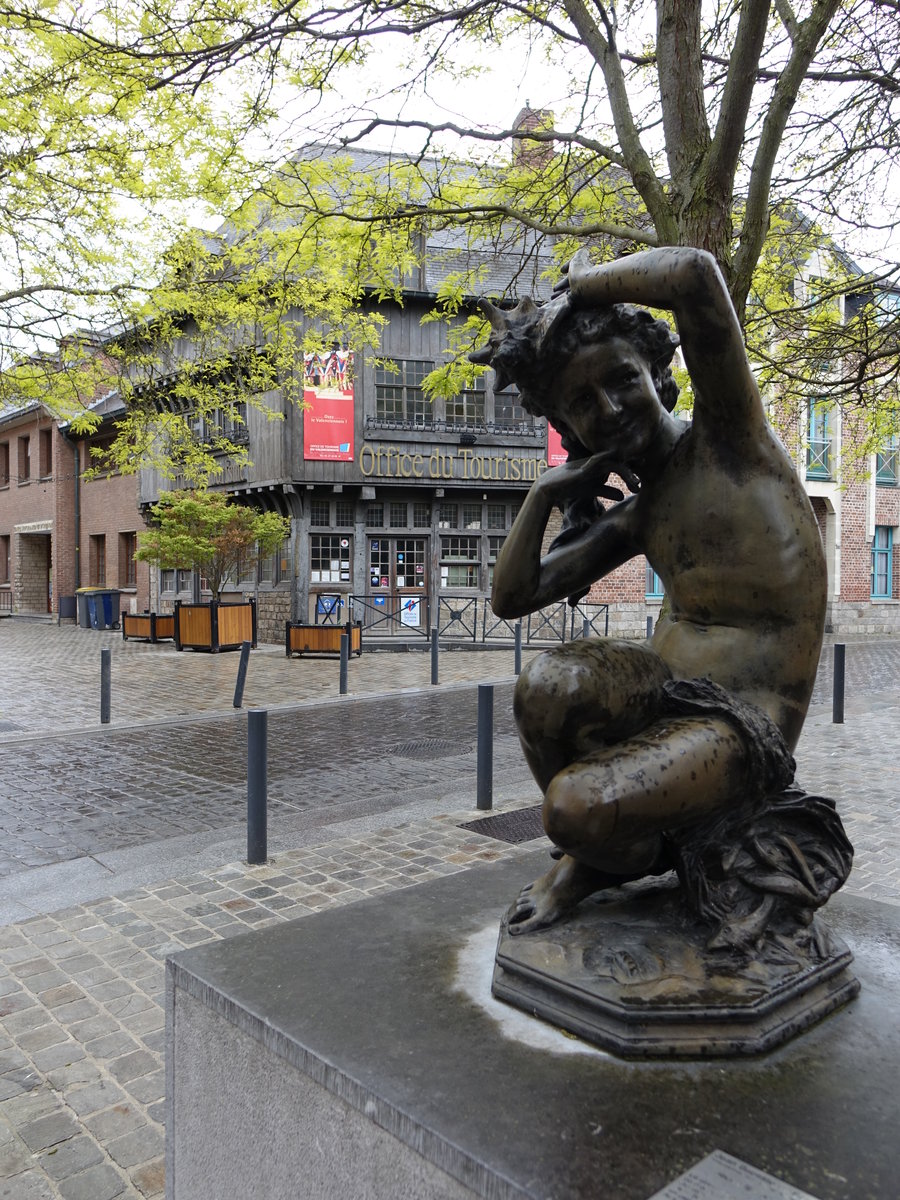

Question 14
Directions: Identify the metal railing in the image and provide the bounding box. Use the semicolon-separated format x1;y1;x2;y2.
0;590;11;614
349;593;431;638
342;592;609;645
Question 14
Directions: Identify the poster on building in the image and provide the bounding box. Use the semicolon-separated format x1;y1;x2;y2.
400;599;420;626
547;422;567;468
303;348;354;461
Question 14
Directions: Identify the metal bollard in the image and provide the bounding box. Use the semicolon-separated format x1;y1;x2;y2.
646;615;653;639
477;683;493;811
514;621;522;676
833;642;846;724
339;633;349;695
233;641;251;708
100;647;111;724
247;709;268;864
583;615;590;639
431;627;439;685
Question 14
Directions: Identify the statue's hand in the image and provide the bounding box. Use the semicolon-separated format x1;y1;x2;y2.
552;248;595;305
537;452;623;505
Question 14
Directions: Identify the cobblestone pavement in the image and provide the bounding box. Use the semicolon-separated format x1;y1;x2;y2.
0;619;898;1199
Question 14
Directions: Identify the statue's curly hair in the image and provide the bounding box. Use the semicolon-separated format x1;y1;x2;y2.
473;299;682;606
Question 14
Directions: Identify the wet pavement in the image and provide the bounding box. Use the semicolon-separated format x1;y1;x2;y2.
0;618;898;1199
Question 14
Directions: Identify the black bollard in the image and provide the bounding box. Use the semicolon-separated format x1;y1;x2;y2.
431;627;439;685
514;621;522;676
646;615;653;639
247;709;268;864
833;642;846;724
233;641;251;708
339;633;349;695
100;647;111;724
477;683;493;811
583;615;590;639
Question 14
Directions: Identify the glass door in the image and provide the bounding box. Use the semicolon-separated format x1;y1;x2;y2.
368;537;428;631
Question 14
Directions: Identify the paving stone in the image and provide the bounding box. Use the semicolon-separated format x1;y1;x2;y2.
57;1162;129;1200
105;1123;164;1169
0;1170;56;1199
65;1081;128;1117
82;1102;145;1142
30;1042;86;1073
18;1109;80;1151
108;1051;158;1085
130;1156;165;1197
38;1132;104;1180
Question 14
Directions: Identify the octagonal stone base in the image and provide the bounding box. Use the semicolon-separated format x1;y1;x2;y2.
492;879;860;1058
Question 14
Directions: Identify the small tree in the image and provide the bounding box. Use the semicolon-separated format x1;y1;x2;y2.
136;491;290;601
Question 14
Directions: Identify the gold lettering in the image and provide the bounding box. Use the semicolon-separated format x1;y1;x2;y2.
411;454;424;478
360;445;376;476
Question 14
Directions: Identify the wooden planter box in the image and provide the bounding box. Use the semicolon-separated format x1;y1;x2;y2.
175;599;257;652
285;620;362;658
121;611;175;644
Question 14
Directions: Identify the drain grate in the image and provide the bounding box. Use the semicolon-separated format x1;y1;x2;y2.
459;805;544;845
390;738;469;761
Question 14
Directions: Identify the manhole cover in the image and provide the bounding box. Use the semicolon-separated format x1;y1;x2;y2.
390;738;469;760
459;805;544;845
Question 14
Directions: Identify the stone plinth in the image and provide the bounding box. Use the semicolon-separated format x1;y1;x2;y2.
166;852;900;1200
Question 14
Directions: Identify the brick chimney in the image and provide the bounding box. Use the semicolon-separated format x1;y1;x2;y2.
512;104;555;170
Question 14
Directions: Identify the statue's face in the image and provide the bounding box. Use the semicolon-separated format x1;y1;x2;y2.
547;336;665;461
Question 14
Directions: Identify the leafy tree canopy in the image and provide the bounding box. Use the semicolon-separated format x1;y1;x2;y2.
5;0;900;479
135;489;290;598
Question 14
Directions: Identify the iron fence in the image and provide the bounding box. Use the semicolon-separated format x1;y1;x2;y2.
343;592;609;645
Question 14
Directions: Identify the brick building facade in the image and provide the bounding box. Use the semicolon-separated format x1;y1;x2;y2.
0;402;151;619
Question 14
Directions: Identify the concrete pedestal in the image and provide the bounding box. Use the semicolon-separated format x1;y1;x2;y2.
166;852;900;1200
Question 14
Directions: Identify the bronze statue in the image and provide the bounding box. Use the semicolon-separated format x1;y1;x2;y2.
472;248;852;959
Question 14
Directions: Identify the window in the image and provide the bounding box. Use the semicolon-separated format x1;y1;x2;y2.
487;534;506;588
0;442;8;486
389;502;407;529
310;499;330;526
440;536;479;588
646;563;665;599
375;359;433;426
39;429;52;478
0;535;9;584
90;535;106;586
872;527;894;598
161;568;175;592
806;401;832;480
335;499;355;527
366;502;384;527
412;502;430;528
438;504;457;529
119;532;137;588
876;432;899;486
446;377;485;427
310;533;351;583
486;504;506;530
494;389;534;431
18;436;30;482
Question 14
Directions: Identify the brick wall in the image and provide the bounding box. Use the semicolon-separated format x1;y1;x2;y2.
78;464;151;615
0;411;62;613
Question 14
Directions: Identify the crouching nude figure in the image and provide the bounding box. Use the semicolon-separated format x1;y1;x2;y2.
472;248;852;952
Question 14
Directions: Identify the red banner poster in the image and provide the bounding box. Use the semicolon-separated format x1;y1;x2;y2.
303;349;354;462
547;422;567;468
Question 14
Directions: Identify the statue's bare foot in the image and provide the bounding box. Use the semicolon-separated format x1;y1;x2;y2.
507;855;613;935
